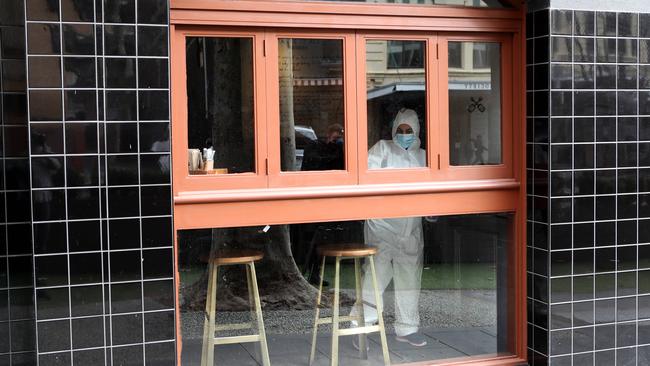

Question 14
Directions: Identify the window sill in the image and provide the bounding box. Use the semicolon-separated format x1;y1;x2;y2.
174;178;520;204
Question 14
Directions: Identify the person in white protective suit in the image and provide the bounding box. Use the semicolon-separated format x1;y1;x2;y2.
351;108;427;347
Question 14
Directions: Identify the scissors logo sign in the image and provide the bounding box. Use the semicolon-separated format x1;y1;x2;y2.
467;97;486;113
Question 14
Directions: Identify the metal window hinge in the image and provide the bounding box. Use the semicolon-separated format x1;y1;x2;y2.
263;39;266;57
437;154;441;169
436;44;439;60
265;158;269;174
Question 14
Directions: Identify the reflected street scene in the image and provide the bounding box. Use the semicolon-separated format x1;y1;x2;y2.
178;213;513;365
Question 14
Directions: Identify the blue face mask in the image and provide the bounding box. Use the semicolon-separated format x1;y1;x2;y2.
395;133;415;149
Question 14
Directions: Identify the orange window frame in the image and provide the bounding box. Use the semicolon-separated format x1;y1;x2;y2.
437;32;515;181
170;2;527;366
171;27;269;191
356;32;440;185
266;30;359;187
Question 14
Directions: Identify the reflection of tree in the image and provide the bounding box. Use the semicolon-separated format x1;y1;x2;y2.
279;39;297;171
183;39;322;311
182;226;325;311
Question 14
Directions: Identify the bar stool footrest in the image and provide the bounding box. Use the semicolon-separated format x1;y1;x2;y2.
338;325;380;336
213;334;261;345
214;322;253;331
315;315;359;325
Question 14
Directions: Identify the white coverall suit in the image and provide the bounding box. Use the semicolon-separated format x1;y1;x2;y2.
352;108;425;337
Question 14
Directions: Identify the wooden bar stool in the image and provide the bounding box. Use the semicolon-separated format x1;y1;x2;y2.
308;244;390;366
201;249;271;366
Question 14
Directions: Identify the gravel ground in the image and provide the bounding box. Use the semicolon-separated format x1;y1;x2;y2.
182;289;497;338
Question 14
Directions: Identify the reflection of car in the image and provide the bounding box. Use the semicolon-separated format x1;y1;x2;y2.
294;125;317;170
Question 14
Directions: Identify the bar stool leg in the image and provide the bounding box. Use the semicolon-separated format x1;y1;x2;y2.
248;262;271;366
354;258;367;359
309;257;327;366
330;257;341;366
201;263;219;366
246;264;256;332
369;256;391;366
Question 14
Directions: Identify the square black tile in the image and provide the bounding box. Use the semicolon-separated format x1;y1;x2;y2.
595;143;615;168
573;37;594;62
105;57;136;88
574;64;594;89
137;26;167;56
138;0;167;24
618;13;638;37
63;57;96;88
618;91;638;116
574;144;594;169
617;143;637;167
104;0;135;23
552;10;572;35
106;91;137;121
61;0;94;22
595;195;615;220
144;311;174;342
574;91;594;116
574;118;594;142
104;25;136;56
574;11;595;36
551;118;572;143
111;314;143;345
37;320;70;353
63;24;95;55
596;12;616;36
595;91;616;116
111;282;142;314
64;90;97;121
27;23;61;55
138;90;169;120
618;39;638;63
551;37;572;62
69;253;102;285
71;317;104;349
68;220;101;252
551;64;571;90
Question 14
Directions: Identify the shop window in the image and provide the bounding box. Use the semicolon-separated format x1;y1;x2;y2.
367;40;428;170
173;30;514;192
296;0;511;8
185;36;255;175
177;212;514;365
448;41;502;166
278;38;345;172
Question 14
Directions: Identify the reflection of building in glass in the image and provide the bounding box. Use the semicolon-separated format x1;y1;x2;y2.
366;39;501;166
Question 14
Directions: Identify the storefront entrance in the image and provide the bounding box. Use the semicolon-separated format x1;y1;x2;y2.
170;1;526;364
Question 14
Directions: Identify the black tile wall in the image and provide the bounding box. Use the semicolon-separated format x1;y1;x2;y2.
528;6;650;366
22;0;175;365
1;0;37;365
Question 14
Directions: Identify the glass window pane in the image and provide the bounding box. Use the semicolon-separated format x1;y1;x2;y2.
185;37;255;175
449;41;501;166
367;40;427;169
295;0;510;8
279;39;345;172
178;212;513;365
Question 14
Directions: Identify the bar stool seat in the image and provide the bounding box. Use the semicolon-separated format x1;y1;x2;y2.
309;243;391;366
201;249;271;366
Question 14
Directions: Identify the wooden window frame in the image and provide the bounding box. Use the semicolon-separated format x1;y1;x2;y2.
266;30;359;187
171;27;269;190
437;32;514;180
357;32;440;185
172;30;517;191
170;2;527;366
